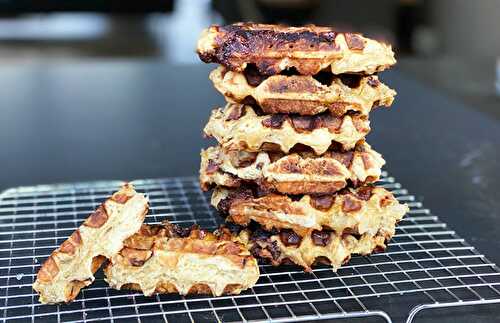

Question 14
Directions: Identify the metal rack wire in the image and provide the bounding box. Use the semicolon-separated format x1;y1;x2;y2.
1;172;500;322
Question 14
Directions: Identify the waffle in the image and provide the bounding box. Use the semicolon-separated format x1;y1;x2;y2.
33;184;149;304
204;104;370;154
104;222;259;297
210;66;396;116
197;23;396;75
200;142;385;195
222;225;387;271
212;185;408;237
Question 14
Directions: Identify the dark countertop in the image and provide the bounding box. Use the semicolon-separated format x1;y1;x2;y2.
1;60;499;321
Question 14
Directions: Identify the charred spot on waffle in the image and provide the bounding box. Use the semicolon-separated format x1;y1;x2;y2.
211;24;339;75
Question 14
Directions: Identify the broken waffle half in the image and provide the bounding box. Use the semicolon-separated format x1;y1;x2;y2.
104;222;259;296
212;185;408;238
200;141;385;195
197;23;396;75
204;104;370;154
33;184;149;304
210;66;396;116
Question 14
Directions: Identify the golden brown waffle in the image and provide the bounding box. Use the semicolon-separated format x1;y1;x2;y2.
104;222;259;296
210;66;396;116
212;185;408;237
204;104;370;154
224;225;387;271
200;142;385;195
33;184;149;304
197;23;396;75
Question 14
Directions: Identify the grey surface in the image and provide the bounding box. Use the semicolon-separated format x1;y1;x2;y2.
0;61;499;321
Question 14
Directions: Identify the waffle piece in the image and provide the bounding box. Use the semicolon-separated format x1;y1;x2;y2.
200;142;385;195
33;184;149;304
237;226;387;271
104;222;259;296
212;185;408;238
204;104;370;154
197;23;396;75
210;66;396;116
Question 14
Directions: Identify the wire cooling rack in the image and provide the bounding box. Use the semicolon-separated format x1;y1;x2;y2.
1;173;500;323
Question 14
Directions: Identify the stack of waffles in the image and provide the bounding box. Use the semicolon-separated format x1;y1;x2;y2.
197;23;409;271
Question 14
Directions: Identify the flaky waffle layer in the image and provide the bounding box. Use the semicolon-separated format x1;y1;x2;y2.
197;23;396;75
33;184;149;304
104;222;259;297
212;185;408;237
210;66;396;116
203;104;370;154
200;142;385;195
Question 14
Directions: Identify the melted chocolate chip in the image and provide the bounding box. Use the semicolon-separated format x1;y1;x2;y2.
250;240;281;261
279;229;302;247
310;195;334;211
244;64;269;86
330;151;354;168
268;240;281;260
311;230;332;247
282;160;301;173
355;186;374;201
339;74;362;88
317;113;342;131
367;76;380;87
342;195;362;212
344;34;365;50
226;104;246;121
250;228;272;242
171;224;191;238
206;160;220;174
217;188;253;215
262;114;287;128
290;115;317;132
230;150;258;168
260;142;282;151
